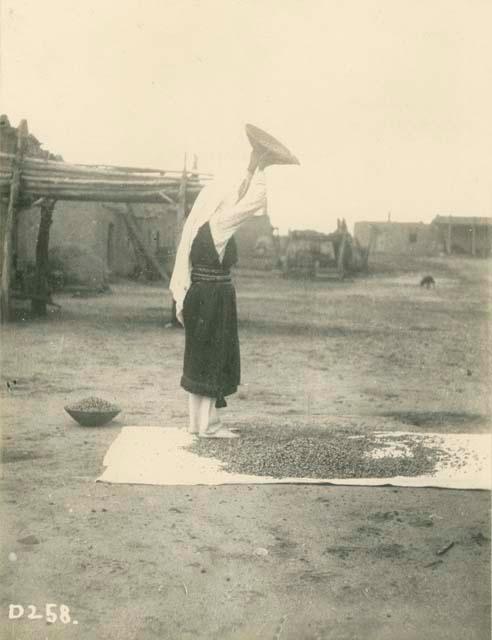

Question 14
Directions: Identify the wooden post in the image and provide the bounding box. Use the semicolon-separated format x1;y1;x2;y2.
32;199;56;316
170;156;188;326
1;120;28;322
176;154;188;244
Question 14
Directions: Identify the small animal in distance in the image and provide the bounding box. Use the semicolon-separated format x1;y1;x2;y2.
420;275;436;288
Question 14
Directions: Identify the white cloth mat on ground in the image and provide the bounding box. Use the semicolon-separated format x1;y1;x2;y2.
96;427;491;490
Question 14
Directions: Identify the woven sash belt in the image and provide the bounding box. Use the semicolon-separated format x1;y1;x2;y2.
191;266;232;283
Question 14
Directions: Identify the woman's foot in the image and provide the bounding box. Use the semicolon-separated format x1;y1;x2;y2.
199;428;240;439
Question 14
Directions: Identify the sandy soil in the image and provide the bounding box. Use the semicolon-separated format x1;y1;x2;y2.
1;255;490;639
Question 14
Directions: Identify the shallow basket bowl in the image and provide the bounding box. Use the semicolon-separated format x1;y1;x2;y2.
64;407;121;427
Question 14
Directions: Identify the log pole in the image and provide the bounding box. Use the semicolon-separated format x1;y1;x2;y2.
1;120;28;322
0;151;214;178
170;156;188;326
176;155;188;242
32;199;56;316
3;187;202;205
123;204;169;282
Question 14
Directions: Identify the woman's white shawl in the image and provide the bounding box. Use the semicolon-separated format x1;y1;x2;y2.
169;170;266;323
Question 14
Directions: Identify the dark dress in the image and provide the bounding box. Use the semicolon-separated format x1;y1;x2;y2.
181;221;240;408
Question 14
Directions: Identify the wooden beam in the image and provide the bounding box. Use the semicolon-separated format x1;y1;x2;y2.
158;191;177;205
1;120;28;322
21;175;182;187
14;188;201;205
0;161;166;181
0;151;214;178
121;204;169;282
1;181;202;204
31;199;56;316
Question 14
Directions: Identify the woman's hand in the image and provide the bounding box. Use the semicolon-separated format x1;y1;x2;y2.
247;149;259;175
236;173;253;202
237;149;269;203
247;148;271;173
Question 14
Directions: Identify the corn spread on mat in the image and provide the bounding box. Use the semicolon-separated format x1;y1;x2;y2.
97;426;491;490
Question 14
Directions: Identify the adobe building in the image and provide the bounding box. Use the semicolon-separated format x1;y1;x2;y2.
15;200;178;281
1;114;200;292
354;221;440;257
432;215;492;257
354;217;492;258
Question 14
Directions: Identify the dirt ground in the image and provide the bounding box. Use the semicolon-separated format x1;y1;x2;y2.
1;256;491;640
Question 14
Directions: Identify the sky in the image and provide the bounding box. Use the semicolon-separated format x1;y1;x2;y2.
1;0;491;233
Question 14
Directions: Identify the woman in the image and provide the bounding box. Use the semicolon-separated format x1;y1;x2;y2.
170;125;298;438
